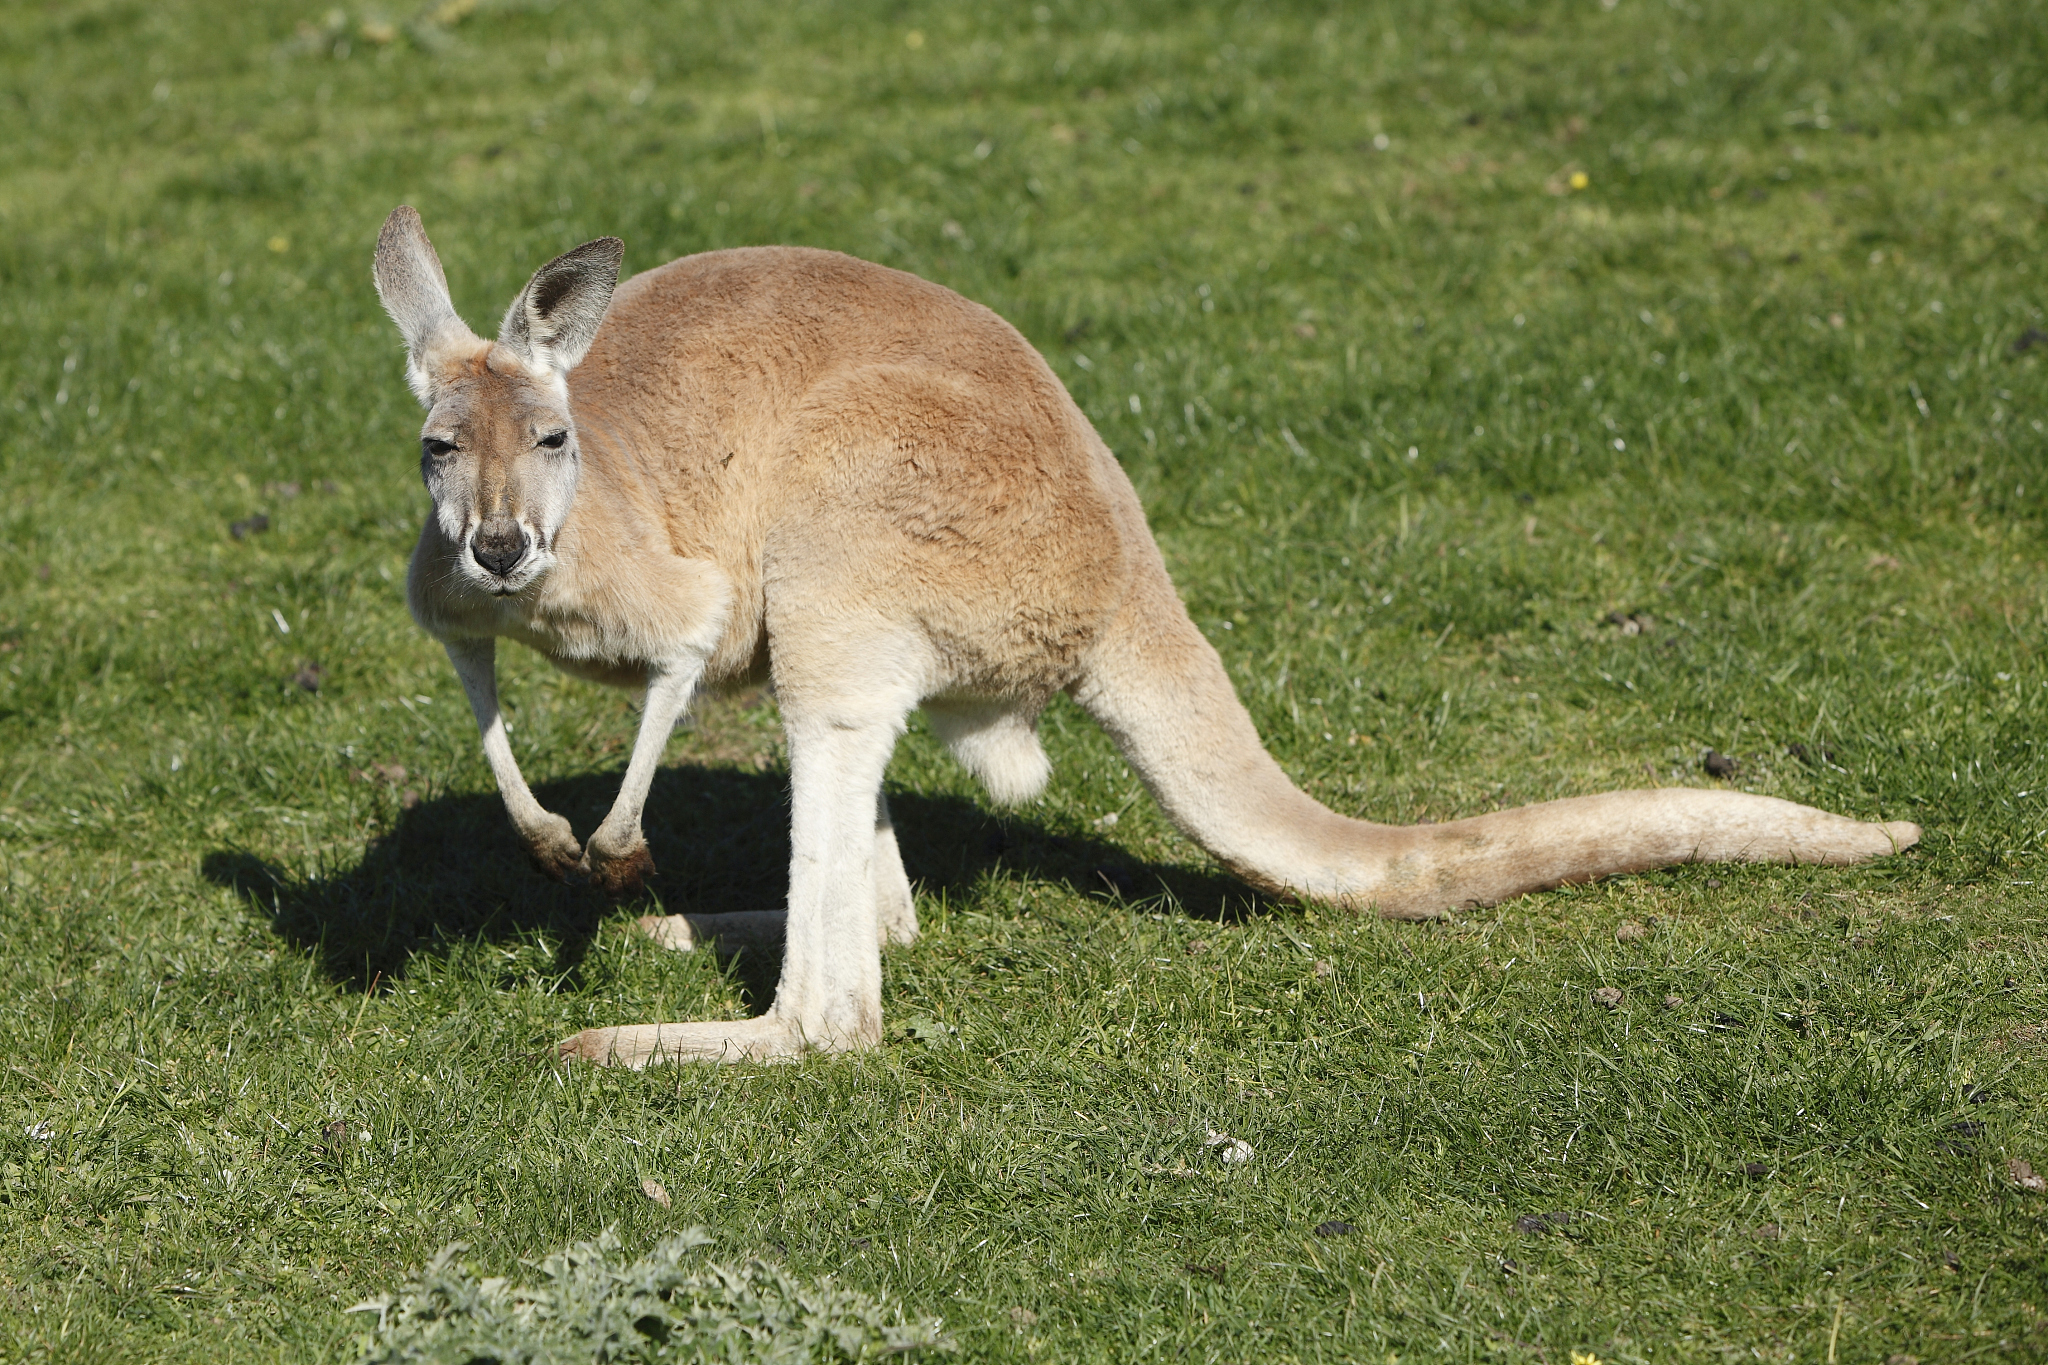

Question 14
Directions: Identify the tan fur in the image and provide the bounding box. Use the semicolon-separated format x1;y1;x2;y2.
371;208;1920;1068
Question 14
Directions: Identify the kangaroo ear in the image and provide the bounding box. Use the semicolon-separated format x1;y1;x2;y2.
373;207;476;403
499;237;624;375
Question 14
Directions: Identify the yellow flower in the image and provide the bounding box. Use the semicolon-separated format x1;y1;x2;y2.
1569;171;1590;191
1570;1353;1604;1365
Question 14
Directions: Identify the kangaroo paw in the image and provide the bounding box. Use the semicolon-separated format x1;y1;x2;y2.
522;814;585;882
583;837;655;898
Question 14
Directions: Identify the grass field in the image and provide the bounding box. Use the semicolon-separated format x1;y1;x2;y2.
3;0;2047;1359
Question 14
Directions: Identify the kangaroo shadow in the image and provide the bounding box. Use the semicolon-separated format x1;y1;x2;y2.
202;762;1273;1001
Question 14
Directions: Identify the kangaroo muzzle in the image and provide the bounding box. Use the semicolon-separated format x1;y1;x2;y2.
472;518;529;578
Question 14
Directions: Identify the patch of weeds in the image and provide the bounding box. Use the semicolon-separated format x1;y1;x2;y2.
349;1227;948;1363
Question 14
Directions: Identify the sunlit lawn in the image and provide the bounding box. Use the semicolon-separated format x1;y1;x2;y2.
2;0;2046;1360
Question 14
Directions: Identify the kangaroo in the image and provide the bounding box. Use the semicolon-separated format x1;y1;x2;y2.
371;206;1920;1067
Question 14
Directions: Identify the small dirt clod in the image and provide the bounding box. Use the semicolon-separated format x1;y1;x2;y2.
1591;986;1624;1010
1703;749;1737;778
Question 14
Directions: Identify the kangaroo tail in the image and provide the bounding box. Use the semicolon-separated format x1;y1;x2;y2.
1069;567;1919;920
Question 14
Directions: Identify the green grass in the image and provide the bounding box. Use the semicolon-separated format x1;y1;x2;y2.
3;0;2047;1359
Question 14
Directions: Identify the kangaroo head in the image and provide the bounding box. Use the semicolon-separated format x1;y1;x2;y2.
372;206;623;595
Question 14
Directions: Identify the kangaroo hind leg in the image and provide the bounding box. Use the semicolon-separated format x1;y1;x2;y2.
559;638;918;1065
636;791;910;956
874;791;918;946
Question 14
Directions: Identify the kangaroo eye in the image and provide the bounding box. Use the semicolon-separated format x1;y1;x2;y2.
538;430;569;450
422;437;456;459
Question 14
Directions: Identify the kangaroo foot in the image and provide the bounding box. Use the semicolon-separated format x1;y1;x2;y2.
557;1014;812;1067
636;911;788;954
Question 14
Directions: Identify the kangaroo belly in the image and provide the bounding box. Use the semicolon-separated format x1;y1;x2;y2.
532;648;649;691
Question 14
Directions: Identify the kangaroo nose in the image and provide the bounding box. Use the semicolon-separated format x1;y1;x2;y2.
472;519;528;577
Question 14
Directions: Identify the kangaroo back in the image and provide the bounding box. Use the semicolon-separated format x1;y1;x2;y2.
1072;544;1919;919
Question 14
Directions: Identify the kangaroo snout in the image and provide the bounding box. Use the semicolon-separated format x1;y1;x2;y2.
472;518;528;578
